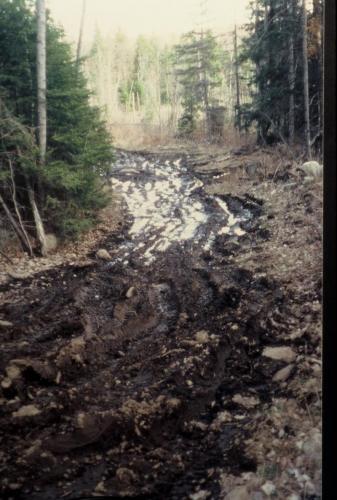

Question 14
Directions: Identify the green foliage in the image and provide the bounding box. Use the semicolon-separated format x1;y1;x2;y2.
0;0;36;123
118;80;144;110
174;30;223;136
240;0;322;145
0;0;114;239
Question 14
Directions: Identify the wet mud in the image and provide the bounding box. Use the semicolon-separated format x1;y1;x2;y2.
0;151;298;499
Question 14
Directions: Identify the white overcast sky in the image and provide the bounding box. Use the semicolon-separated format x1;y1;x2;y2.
46;0;251;44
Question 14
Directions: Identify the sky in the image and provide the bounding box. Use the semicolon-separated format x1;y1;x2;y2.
46;0;252;45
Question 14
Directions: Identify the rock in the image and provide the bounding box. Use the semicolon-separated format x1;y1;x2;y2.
45;233;58;253
224;486;250;500
302;377;319;394
179;312;189;324
56;336;86;367
166;398;181;409
126;286;136;298
116;467;137;484
272;364;294;382
24;440;42;457
261;481;276;496
76;411;97;431
302;428;321;466
8;483;22;491
195;330;209;344
12;404;41;418
232;394;259;408
289;330;304;340
190;420;208;431
9;358;56;383
96;248;112;261
1;377;12;389
6;270;31;280
262;346;296;363
190;491;210;500
299;161;323;178
5;364;21;381
303;176;315;184
95;481;107;493
55;370;62;384
0;319;13;328
212;411;232;427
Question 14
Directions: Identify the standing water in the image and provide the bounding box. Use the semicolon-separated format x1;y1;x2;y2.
109;151;248;265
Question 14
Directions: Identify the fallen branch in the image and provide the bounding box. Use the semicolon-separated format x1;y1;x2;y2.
0;249;14;265
8;157;34;256
310;131;322;147
0;193;33;255
26;180;48;256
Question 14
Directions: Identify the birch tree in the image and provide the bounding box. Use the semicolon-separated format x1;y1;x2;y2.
234;25;241;130
34;0;48;255
76;0;86;66
37;0;47;163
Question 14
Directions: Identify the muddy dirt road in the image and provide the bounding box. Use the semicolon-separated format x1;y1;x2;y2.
0;150;321;499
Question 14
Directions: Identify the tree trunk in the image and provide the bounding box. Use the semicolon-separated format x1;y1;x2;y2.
27;182;48;257
302;0;311;158
36;0;48;254
288;0;295;145
76;0;86;65
234;24;241;130
314;0;323;136
255;0;263;142
37;0;47;164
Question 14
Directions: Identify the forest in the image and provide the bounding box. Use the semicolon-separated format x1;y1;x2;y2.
0;1;324;499
0;0;323;251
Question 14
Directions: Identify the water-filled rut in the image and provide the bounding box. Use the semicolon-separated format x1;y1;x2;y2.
108;151;249;266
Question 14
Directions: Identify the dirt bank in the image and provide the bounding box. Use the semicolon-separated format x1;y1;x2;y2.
0;147;322;500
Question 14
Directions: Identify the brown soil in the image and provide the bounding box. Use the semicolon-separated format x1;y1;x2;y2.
0;146;322;500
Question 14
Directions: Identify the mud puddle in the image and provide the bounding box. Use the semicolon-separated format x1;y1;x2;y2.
108;151;250;266
0;151;288;500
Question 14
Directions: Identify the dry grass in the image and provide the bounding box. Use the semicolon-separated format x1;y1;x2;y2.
109;122;176;149
109;120;258;152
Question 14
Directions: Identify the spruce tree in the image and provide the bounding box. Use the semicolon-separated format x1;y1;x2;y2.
0;0;114;243
240;0;322;149
173;30;223;136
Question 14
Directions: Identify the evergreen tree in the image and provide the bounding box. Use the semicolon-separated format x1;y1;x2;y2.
240;0;322;149
173;30;223;136
0;0;114;244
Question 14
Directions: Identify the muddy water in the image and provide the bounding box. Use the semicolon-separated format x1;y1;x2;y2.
109;151;249;265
